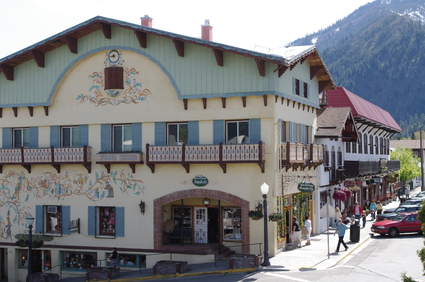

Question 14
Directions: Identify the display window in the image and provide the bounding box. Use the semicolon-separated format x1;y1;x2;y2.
63;251;97;270
222;207;242;241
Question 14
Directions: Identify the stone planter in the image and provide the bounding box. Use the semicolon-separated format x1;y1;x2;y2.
229;254;261;269
86;267;120;280
27;273;59;282
152;260;188;275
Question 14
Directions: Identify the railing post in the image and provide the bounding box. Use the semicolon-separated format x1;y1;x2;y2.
51;146;55;163
259;141;263;162
219;142;223;162
146;144;150;164
182;143;186;163
20;146;25;163
83;145;88;163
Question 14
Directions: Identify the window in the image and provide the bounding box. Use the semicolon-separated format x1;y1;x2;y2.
363;134;368;154
167;123;188;145
63;251;97;270
375;136;379;154
281;121;287;142
358;135;363;154
294;79;300;95
107;253;146;268
113;124;132;151
19;249;29;268
369;135;374;154
13;128;30;148
352;141;357;153
222;207;242;241
303;82;308;98
226;121;249;144
45;206;62;234
88;206;124;238
61;127;79;147
346;142;351;153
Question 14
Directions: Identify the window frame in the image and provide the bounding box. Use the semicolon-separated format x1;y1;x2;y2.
222;207;242;241
226;120;249;144
281;121;287;143
112;124;132;152
13;128;30;148
45;205;62;235
62;251;98;271
167;123;188;145
98;206;116;237
61;126;79;148
106;253;146;268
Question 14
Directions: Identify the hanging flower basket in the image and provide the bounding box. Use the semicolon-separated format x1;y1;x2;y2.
248;210;263;220
268;213;283;222
332;190;347;201
345;190;353;198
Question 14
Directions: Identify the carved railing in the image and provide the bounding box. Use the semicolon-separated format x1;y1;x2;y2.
0;146;91;173
96;151;143;173
280;142;324;169
146;142;265;173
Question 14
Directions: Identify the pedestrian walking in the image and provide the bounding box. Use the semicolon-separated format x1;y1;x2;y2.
304;216;312;245
369;201;377;220
376;201;383;215
335;207;342;226
361;212;367;228
334;219;349;252
405;185;410;199
291;216;302;248
109;247;118;268
351;202;363;225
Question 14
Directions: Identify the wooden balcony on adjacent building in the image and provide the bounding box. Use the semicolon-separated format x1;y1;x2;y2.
0;146;92;173
343;160;400;177
145;142;265;173
96;151;144;173
280;142;324;171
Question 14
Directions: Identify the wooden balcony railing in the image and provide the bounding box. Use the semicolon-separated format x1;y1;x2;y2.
280;142;324;170
344;160;400;178
96;151;143;173
146;142;265;173
0;146;92;173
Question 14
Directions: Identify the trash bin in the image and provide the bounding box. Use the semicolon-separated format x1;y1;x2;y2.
350;222;360;242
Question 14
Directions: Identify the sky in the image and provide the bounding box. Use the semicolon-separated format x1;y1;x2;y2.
0;0;372;59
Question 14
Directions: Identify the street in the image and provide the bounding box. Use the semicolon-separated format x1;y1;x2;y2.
145;232;424;282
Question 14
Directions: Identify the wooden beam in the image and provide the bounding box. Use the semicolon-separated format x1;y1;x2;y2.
43;106;49;116
30;51;45;68
263;95;267;106
99;22;112;39
28;106;33;117
278;65;287;78
221;97;226;108
63;36;78;54
212;49;223;66
242;96;246;107
134;31;147;48
183;99;188;110
0;65;14;81
0;108;2;118
202;98;207;109
172;39;184;57
310;66;323;80
319;80;332;93
255;59;265;77
12;107;18;117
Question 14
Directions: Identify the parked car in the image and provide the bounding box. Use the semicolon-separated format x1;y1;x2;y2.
371;212;422;237
376;205;422;221
384;199;424;214
414;191;425;198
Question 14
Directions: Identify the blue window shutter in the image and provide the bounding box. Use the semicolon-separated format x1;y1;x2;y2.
50;126;60;147
115;207;125;237
62;206;71;235
310;126;313;144
300;124;306;144
213;120;224;145
249;119;261;144
289;122;293;142
29;127;38;148
132;123;142;151
79;125;89;147
2;128;11;149
188;121;199;145
35;205;44;234
101;124;111;152
88;206;96;236
155;122;165;146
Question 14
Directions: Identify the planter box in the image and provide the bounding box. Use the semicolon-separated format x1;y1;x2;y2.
152;260;188;275
27;273;59;282
86;267;120;280
229;254;261;269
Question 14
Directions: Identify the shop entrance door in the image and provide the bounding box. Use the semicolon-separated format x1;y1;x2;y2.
194;207;208;243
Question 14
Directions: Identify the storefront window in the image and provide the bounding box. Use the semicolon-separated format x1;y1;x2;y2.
63;251;97;270
222;208;242;240
106;253;146;268
99;207;115;236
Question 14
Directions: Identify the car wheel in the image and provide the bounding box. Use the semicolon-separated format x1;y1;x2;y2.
388;227;399;237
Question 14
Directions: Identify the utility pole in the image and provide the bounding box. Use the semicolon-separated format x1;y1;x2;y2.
421;129;424;191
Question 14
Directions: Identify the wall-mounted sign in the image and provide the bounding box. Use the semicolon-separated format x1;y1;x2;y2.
344;181;355;187
297;182;315;193
192;175;209;187
385;176;397;183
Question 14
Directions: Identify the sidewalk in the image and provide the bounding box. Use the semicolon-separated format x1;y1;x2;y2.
63;186;422;281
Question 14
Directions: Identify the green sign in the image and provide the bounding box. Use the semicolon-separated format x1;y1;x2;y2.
192;175;208;187
297;182;315;192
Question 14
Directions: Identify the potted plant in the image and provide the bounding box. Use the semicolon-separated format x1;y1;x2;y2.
268;212;283;222
248;210;263;220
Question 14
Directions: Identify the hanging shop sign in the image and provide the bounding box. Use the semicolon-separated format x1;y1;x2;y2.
192;175;209;187
343;180;355;187
372;177;382;183
384;176;397;183
297;182;315;192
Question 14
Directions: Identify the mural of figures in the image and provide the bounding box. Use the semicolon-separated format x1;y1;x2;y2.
0;170;146;239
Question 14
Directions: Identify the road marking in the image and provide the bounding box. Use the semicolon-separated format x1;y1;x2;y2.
265;272;310;281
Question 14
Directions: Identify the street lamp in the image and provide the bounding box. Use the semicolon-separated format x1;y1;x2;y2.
26;214;35;276
260;182;270;266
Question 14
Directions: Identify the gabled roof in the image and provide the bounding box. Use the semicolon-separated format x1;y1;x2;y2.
326;87;402;133
316;107;359;140
0;16;334;90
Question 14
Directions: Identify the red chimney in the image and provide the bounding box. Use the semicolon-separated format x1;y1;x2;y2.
201;19;212;41
141;15;153;27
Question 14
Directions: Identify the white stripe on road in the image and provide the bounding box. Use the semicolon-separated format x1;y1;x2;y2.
265;272;310;281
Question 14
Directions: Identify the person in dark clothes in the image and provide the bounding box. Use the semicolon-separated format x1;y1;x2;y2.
109;247;118;268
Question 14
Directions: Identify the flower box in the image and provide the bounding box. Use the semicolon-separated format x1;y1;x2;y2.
248;210;263;220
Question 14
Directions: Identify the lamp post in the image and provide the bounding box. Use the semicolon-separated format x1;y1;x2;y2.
26;214;35;277
260;182;270;266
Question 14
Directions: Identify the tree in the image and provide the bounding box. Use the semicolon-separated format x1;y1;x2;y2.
390;147;421;182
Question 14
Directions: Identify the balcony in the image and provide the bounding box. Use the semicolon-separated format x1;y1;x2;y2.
96;151;144;173
0;146;92;173
280;142;324;171
146;142;265;173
